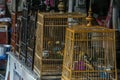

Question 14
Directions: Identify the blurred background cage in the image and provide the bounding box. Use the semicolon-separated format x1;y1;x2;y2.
15;16;22;55
26;11;37;70
19;0;31;62
62;25;117;80
34;12;86;79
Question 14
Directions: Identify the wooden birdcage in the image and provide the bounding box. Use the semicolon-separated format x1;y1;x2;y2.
62;25;117;80
34;12;86;79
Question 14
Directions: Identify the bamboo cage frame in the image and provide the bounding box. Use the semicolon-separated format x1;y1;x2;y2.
34;12;86;79
62;25;117;80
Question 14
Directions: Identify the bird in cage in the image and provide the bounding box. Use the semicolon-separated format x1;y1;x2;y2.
47;40;64;59
48;40;54;47
78;48;99;70
53;41;64;58
83;53;91;63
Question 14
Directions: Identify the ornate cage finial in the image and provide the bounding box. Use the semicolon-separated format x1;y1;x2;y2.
58;0;64;13
86;0;94;26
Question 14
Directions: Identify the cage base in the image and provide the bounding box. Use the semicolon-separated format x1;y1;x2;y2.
41;75;61;80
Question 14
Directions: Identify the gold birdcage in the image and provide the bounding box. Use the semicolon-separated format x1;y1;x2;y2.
62;25;117;80
34;12;86;79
